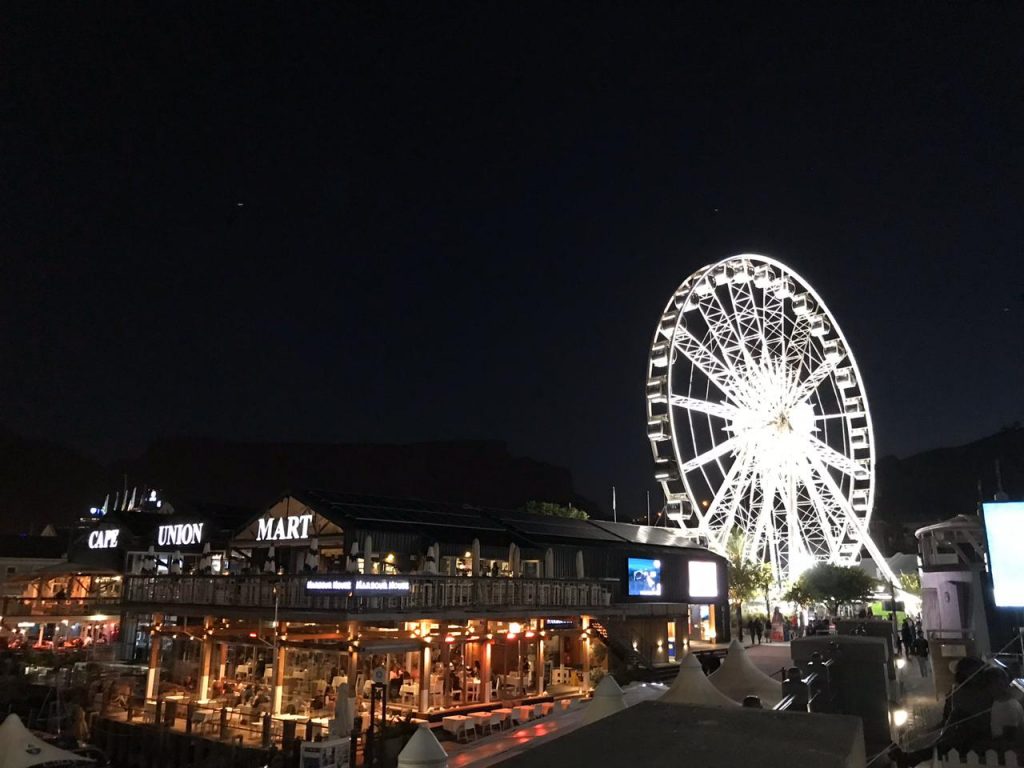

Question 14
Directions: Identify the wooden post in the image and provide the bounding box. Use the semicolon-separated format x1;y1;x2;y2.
146;613;164;700
481;640;492;703
198;616;214;701
581;615;591;692
419;644;431;712
272;644;286;715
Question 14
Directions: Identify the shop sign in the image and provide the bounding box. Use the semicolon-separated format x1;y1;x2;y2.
256;513;314;542
88;529;120;550
157;522;204;547
544;618;578;630
305;577;411;596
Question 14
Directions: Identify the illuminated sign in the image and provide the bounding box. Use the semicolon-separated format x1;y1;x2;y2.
257;513;314;542
88;529;120;550
628;557;662;597
305;577;411;596
157;522;204;547
544;618;578;630
688;560;719;599
983;501;1024;607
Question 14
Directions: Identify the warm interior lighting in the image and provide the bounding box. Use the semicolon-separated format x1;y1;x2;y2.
892;709;908;728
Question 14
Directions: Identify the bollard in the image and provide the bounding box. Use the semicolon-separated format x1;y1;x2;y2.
220;707;228;740
398;724;447;768
186;703;195;734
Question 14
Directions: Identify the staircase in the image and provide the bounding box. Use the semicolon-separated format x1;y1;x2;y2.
590;620;646;670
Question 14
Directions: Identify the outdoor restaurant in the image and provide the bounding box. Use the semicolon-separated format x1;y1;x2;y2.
8;490;730;749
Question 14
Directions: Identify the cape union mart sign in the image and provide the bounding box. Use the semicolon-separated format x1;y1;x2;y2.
305;577;412;596
256;513;314;542
88;529;120;550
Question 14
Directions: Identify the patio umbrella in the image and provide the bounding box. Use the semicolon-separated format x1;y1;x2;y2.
363;536;374;574
170;550;183;575
143;546;157;575
471;538;481;577
544;548;555;578
330;682;353;738
305;537;320;573
264;545;277;574
575;550;585;579
424;544;437;575
347;542;359;573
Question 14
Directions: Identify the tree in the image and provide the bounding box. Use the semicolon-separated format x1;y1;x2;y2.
726;529;772;637
521;501;589;520
899;572;921;596
789;563;875;615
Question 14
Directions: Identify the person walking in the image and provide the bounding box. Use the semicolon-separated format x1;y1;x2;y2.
754;618;764;645
901;619;914;658
747;618;757;645
911;631;930;677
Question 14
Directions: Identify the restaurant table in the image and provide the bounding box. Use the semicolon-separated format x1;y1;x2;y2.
331;676;348;689
491;708;512;730
442;715;474;742
512;705;533;725
469;711;498;735
399;683;418;706
464;679;481;702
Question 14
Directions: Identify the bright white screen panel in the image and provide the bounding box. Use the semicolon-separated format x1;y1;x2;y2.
983;502;1024;608
688;560;719;599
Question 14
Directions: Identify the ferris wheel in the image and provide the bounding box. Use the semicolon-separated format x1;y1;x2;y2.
646;254;891;585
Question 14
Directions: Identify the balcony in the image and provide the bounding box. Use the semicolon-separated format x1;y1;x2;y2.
4;595;123;619
123;573;617;619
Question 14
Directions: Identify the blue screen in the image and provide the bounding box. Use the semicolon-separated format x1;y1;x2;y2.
628;557;662;597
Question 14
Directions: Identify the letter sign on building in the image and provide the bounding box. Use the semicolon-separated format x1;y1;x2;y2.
88;529;120;550
256;513;314;542
157;522;205;547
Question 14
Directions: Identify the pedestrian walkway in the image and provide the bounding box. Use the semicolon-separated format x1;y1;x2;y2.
898;654;944;752
444;709;586;768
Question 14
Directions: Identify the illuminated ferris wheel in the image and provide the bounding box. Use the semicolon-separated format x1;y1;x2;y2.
646;254;888;585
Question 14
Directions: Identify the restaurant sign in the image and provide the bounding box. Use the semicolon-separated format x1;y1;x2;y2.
88;529;120;550
257;513;314;542
157;522;204;547
544;618;578;630
305;577;412;596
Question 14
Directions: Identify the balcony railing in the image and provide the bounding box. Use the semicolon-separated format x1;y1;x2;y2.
4;595;124;618
124;573;617;615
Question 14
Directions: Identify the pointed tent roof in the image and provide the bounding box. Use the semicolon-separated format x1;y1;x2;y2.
660;654;738;707
581;674;627;725
709;640;783;706
0;714;93;768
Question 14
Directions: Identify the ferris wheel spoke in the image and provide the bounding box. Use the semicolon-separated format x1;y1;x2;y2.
745;467;778;566
679;434;742;473
669;394;738;421
805;451;862;545
794;458;844;561
673;327;743;403
804;435;862;479
793;353;843;401
702;449;754;548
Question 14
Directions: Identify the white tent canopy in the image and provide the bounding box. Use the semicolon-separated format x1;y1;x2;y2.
660;654;738;707
709;640;783;706
0;714;92;768
581;675;627;725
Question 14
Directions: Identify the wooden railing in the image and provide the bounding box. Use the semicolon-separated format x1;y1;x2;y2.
4;595;123;618
124;573;617;614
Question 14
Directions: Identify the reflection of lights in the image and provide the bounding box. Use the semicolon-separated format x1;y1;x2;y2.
896;658;906;670
892;709;908;727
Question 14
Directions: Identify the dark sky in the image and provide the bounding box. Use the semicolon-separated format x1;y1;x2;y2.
4;4;1023;515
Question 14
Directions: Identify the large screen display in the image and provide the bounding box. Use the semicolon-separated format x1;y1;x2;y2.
983;501;1024;607
688;560;719;599
628;557;662;597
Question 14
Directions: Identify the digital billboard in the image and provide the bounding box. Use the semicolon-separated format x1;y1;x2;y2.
982;501;1024;607
688;560;719;599
628;557;662;597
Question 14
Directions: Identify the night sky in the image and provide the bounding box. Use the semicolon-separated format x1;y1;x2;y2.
4;4;1023;514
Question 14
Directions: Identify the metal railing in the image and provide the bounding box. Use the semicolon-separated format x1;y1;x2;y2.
124;573;616;614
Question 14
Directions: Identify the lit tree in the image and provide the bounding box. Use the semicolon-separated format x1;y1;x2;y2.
726;529;772;637
787;563;875;615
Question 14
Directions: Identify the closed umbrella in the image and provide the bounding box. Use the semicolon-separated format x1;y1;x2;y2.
507;543;516;576
199;542;212;574
330;682;354;738
170;550;183;575
544;548;555;579
575;550;585;579
431;542;441;574
347;542;360;573
143;546;157;575
306;537;320;573
425;544;438;575
471;538;481;577
264;545;277;574
363;536;374;574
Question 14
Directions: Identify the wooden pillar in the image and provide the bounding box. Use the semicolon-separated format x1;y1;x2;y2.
146;613;164;700
419;644;431;712
581;615;590;692
536;635;545;693
481;640;492;703
218;642;228;680
198;616;214;701
272;645;286;715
